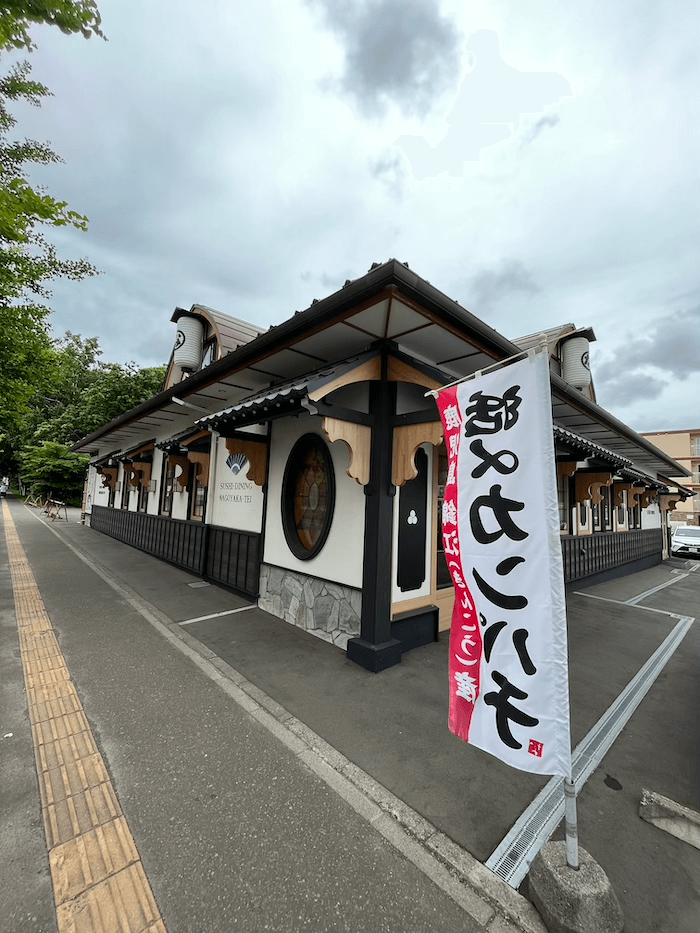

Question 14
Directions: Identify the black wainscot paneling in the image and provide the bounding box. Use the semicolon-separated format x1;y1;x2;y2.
90;507;261;598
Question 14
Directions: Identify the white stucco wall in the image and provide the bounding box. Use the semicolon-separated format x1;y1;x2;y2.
147;449;164;515
89;466;109;511
208;434;265;532
263;414;366;588
642;503;662;529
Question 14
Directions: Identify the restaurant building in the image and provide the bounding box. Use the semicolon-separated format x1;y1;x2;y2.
74;260;693;671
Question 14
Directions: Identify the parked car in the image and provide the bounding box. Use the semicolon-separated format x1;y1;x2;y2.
671;525;700;556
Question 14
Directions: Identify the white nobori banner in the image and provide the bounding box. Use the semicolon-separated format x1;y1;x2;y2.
436;349;571;776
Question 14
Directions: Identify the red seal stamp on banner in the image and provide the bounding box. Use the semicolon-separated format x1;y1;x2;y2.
528;740;544;758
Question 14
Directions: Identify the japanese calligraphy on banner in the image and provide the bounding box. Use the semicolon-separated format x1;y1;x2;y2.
436;350;571;777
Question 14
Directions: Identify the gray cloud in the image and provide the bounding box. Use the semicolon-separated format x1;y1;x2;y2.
597;304;700;382
467;259;540;310
309;0;461;116
396;29;571;178
6;0;698;436
522;114;560;145
597;372;669;406
594;303;700;408
370;151;405;197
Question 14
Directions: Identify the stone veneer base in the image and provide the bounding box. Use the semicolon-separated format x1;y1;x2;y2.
258;563;361;650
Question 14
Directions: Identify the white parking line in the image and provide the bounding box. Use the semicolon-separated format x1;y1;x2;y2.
486;609;695;887
625;572;693;605
178;605;254;625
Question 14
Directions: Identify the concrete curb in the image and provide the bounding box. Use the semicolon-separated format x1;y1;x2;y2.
639;788;700;850
32;510;549;933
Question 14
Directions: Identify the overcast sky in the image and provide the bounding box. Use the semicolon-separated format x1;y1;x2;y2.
8;0;699;433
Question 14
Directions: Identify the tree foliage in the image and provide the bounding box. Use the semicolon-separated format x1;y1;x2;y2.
0;1;103;442
28;332;167;446
11;332;166;500
0;4;169;504
0;1;104;52
19;439;89;500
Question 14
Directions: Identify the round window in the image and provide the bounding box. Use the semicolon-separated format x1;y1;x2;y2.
282;434;335;560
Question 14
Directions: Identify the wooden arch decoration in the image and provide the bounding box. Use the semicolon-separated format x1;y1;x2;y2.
386;356;442;391
308;353;442;404
574;473;613;505
557;462;577;478
169;455;190;492
322;418;371;486
308;357;381;403
641;489;657;508
224;437;268;487
392;422;444;487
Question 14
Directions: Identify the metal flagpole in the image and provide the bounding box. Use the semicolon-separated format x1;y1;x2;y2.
424;334;550;398
564;775;579;870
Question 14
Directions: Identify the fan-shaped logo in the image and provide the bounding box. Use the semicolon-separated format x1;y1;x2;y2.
226;453;249;476
174;330;185;349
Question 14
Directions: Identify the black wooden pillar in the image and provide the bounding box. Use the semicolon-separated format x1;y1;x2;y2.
346;351;402;672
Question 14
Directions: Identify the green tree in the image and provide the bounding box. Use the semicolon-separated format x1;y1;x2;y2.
0;1;103;446
29;333;166;446
19;439;88;503
0;2;103;52
12;331;166;499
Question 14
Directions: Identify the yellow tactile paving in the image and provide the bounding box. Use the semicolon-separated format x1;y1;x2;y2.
36;731;100;774
44;782;122;848
39;754;111;809
50;818;140;905
2;501;167;933
55;863;162;933
26;678;83;717
31;708;94;744
26;666;74;689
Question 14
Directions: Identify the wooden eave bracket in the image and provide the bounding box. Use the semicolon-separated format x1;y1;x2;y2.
628;486;646;508
392;422;444;487
97;467;118;489
169;454;190;492
187;451;210;488
322;417;371;486
130;462;152;490
224;437;268;487
613;483;631;507
557;462;578;477
659;494;681;512
122;462;139;489
614;483;645;507
574;472;613;505
641;490;657;508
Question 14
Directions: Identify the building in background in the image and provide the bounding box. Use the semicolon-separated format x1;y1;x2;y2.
73;260;693;672
639;429;700;525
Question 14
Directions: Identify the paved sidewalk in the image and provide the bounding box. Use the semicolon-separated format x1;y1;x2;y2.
3;497;700;932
